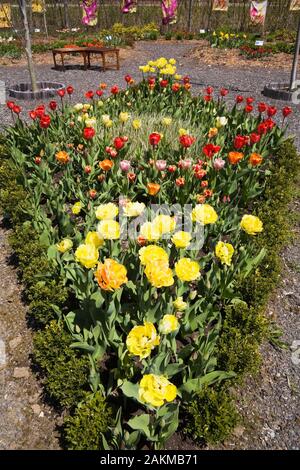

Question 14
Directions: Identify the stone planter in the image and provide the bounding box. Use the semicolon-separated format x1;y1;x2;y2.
8;81;65;100
262;82;297;102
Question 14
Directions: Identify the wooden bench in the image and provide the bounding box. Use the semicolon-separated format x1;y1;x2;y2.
52;47;120;72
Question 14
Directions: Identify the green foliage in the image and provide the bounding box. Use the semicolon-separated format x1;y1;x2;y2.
185;385;239;444
33;320;90;409
63;392;112;450
0;42;22;59
218;303;268;377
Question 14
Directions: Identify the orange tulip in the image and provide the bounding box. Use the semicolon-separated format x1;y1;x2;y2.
249;153;263;166
95;259;127;291
147;183;160;196
228;151;244;165
55;150;70;164
99;159;114;171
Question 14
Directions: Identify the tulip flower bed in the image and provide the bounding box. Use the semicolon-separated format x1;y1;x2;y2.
1;58;298;450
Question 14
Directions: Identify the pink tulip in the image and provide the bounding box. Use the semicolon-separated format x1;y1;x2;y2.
119;160;131;172
178;159;192;170
155;160;167;171
213;157;225;170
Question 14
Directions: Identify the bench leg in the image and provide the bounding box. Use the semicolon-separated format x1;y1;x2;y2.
61;53;65;72
83;52;88;70
53;52;57;69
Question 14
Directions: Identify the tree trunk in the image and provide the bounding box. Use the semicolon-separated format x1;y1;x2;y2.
18;0;38;92
63;0;70;29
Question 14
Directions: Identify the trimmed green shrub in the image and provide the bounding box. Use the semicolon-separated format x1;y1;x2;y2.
33;320;90;408
185;385;239;444
64;392;112;450
218;303;268;377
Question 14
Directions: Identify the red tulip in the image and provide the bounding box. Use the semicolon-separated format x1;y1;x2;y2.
246;97;254;105
234;135;247;149
183;76;190;84
244;105;253;113
160;79;168;88
282;106;292;118
66;85;74;95
6;101;15;110
83;127;95;140
220;88;229;96
148;77;156;86
267;106;277;117
180;134;196;148
29;110;37;120
49;100;57;111
39;115;51;128
85;90;94;99
96;90;103;97
257;122;268;135
202;143;221;158
250;132;261;144
172;83;181;92
149;132;161;146
264;118;276;130
236;95;244;103
206;86;213;95
204;95;212;102
168;165;177;173
114;137;125;151
13;105;22;114
258;102;267;113
84;165;92;174
57;89;65;97
124;74;132;83
111;85;119;95
35;105;45;118
34;156;42;165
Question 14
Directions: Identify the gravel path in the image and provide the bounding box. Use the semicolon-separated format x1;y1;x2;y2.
0;220;61;450
0;40;299;450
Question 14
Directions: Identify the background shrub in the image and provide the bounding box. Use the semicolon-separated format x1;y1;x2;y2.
63;392;112;450
185;385;239;444
33;320;90;409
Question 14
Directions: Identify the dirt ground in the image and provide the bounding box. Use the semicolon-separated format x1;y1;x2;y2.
0;39;298;71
